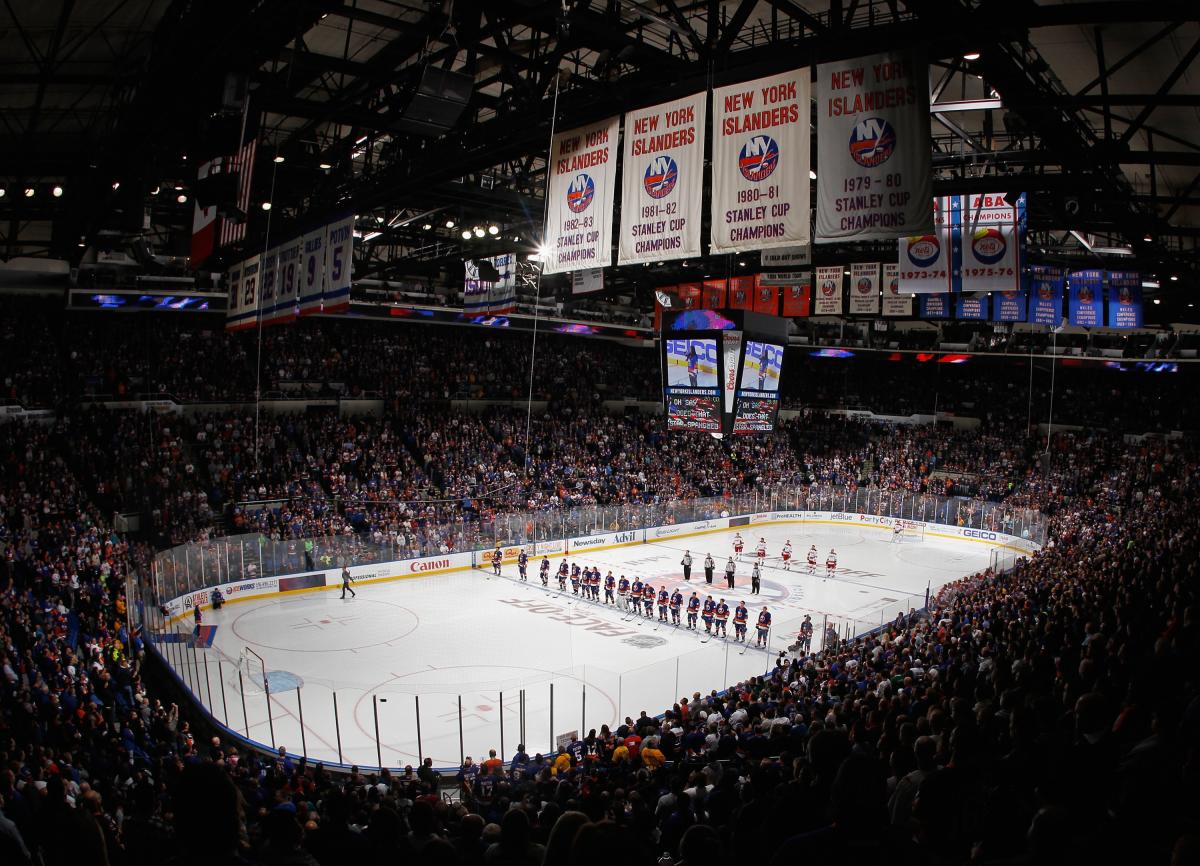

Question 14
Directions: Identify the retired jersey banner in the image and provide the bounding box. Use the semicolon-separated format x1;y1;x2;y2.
619;92;705;266
677;282;701;310
258;248;278;325
849;262;880;315
1028;265;1063;325
544;116;619;274
711;69;810;254
993;290;1027;322
816;50;933;242
272;237;301;324
1068;270;1104;327
919;292;950;319
1107;272;1143;328
781;277;812;317
881;263;910;316
956;293;988;320
728;276;755;309
814;266;844;315
322;213;354;313
299;227;327;315
702;278;727;309
225;261;243;331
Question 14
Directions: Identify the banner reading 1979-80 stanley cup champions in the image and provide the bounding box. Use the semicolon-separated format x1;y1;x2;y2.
543;116;619;275
710;69;810;255
619;92;706;266
815;50;933;242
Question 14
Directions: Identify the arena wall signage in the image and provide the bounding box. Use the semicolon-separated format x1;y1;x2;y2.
618;92;706;266
543;116;620;274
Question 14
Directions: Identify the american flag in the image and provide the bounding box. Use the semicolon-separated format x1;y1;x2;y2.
218;134;257;247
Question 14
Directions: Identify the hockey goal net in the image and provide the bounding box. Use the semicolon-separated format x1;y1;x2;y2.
227;648;269;693
892;520;926;542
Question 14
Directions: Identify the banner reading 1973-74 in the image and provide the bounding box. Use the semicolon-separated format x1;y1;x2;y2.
816;50;933;242
710;69;810;255
543;116;619;275
619;92;706;266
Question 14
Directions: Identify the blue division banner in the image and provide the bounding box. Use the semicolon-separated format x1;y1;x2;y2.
1027;265;1064;326
956;293;988;320
919;293;950;319
993;289;1027;322
816;50;934;242
1107;272;1143;328
1068;270;1104;327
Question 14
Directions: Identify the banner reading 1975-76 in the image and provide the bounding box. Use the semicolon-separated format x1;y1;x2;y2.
543;116;619;275
815;50;933;242
619;92;706;266
710;69;811;255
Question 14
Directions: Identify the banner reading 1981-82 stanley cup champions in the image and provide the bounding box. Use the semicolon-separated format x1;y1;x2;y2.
543;116;620;275
710;69;810;255
815;50;933;242
618;92;706;266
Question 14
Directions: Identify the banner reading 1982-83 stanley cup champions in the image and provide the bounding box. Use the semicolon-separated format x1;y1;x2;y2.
710;69;810;255
543;116;619;275
619;92;706;266
815;50;933;242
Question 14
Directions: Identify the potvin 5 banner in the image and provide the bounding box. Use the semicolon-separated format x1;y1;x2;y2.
816;50;934;242
619;92;706;266
543;116;620;275
710;69;811;254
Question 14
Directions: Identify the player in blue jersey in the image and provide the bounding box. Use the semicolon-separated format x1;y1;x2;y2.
686;592;700;629
702;596;715;635
604;571;616;604
491;546;502;575
540;556;550;586
657;588;670;622
670;589;683;625
714;599;730;637
618;575;631;608
733;601;749;641
517;550;528;581
630;578;643;614
687;343;700;387
756;606;772;647
570;563;581;595
557;561;568;591
641;582;654;618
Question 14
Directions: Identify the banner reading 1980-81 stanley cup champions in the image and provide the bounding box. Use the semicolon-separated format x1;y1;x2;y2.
815;50;933;242
619;92;706;266
710;69;810;255
543;116;620;275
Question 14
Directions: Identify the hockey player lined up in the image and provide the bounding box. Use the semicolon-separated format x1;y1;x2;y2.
781;541;793;571
733;601;749;641
589;567;601;600
725;557;736;590
604;572;616;604
714;599;729;637
733;532;744;560
756;606;772;648
491;546;503;575
642;582;655;619
680;550;692;581
517;550;528;580
826;549;838;579
702;596;716;635
657;588;670;622
570;563;582;595
630;578;644;615
686;592;700;629
751;562;761;595
540;556;551;586
618;575;631;607
670;589;683;625
557;561;568;591
756;538;767;565
806;545;818;575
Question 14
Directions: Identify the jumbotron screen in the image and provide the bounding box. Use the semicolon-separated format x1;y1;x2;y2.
732;340;785;434
663;337;722;432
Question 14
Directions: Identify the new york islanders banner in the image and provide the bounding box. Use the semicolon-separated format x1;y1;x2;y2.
710;69;810;254
881;263;911;316
815;50;933;242
993;290;1027;322
728;276;754;310
814;266;844;315
619;92;705;266
1027;265;1063;326
1068;270;1104;327
849;262;880;315
1107;272;1143;328
543;116;619;274
780;277;812;317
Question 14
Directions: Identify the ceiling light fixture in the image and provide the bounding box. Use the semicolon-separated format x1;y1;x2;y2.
422;223;432;230
1170;275;1179;281
261;202;272;211
809;170;817;180
462;230;472;240
473;227;485;238
445;219;455;228
488;225;499;235
963;51;981;61
274;155;286;164
52;185;63;197
24;188;35;198
176;194;187;203
318;162;332;170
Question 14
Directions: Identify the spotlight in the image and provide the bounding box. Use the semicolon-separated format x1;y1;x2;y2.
1143;233;1153;243
176;194;187;203
1170;275;1179;281
52;185;63;197
513;235;521;242
318;162;332;170
473;227;485;238
261;202;272;211
111;181;120;190
809;170;817;180
273;155;286;164
488;225;499;235
422;223;432;230
1153;298;1161;305
150;185;160;195
963;51;981;61
445;219;455;228
24;188;34;198
0;188;6;197
462;230;472;240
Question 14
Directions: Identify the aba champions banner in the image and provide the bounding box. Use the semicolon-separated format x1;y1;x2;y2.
849;262;880;315
619;92;705;266
816;50;934;242
881;263;910;316
710;69;810;254
544;116;619;275
961;193;1022;294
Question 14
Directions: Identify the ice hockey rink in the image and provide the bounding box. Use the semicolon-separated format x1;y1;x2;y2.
168;523;1003;769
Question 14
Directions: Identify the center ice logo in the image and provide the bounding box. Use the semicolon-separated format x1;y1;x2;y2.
849;117;896;168
906;235;941;268
566;173;595;213
644;155;679;199
971;227;1006;264
739;134;779;182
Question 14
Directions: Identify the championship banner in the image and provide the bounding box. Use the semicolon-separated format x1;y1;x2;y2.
1027;265;1063;326
1068;270;1104;327
618;92;705;266
322;213;354;313
702;278;727;309
993;289;1027;322
710;69;810;254
781;278;812;317
571;268;605;295
956;293;988;320
962;222;1019;293
272;237;302;324
299;227;327;316
224;261;243;332
919;292;950;319
544;116;619;274
815;50;934;242
753;282;779;315
678;282;701;310
1107;272;1143;328
881;263;911;316
814;265;844;315
729;276;755;309
849;262;880;315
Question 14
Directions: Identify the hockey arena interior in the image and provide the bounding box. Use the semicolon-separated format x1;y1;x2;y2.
1;3;1199;866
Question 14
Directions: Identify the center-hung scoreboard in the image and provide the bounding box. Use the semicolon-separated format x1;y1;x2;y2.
659;309;789;435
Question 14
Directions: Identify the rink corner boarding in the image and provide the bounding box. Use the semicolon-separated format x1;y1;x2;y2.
161;512;1039;626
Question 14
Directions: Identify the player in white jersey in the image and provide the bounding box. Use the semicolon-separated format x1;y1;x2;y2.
806;545;818;575
780;541;793;570
732;533;744;559
825;549;838;578
892;521;904;543
756;538;767;565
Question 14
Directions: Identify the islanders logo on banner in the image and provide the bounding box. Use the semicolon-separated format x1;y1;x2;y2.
906;235;941;268
643;155;678;199
971;227;1007;265
1036;281;1056;299
856;278;873;294
1077;284;1095;303
849;117;896;168
820;278;838;296
739;134;779;182
1117;285;1134;305
889;275;900;294
567;173;595;213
